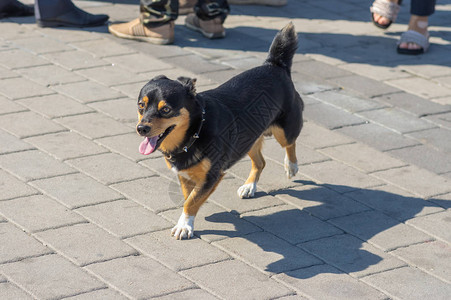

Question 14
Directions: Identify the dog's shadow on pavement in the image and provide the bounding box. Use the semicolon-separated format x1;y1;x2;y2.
196;181;448;279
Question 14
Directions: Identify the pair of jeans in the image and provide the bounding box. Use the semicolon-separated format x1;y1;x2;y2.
140;0;229;28
410;0;435;16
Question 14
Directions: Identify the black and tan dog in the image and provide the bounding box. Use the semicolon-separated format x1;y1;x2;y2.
136;23;304;239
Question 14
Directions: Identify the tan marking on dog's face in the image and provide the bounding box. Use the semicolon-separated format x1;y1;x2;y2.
137;96;149;122
158;100;168;111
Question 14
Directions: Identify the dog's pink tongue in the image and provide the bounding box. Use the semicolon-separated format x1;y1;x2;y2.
139;136;158;155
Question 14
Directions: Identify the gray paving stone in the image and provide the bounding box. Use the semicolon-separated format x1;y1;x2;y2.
0;169;38;201
67;153;155;185
41;49;110;71
292;73;338;95
273;184;370;220
0;254;105;299
25;131;108;161
126;230;230;271
104;53;174;73
17;94;93;119
35;223;137;266
75;65;148;87
293;59;353;79
0;195;86;233
161;202;262;243
330;75;400;98
406;210;451;243
96;132;150;162
312;90;388;113
180;260;293;299
0;129;34;154
63;288;128;300
16;65;85;86
372;166;451;198
319;143;407;173
167;54;233;75
329;211;433;251
358;107;437;134
304;102;367;130
0;222;52;264
30;173;123;209
387;76;451;99
0;282;33;300
214;231;322;275
152;289;217;300
0;49;50;69
407;127;451;152
55;112;131;139
429;192;451;209
0;150;76;181
111;79;150;99
219;55;262;70
388;144;451;174
0;65;18;80
11;36;74;54
299;160;384;193
85;256;195;299
374;92;451;117
361;266;451;300
139;156;176;180
274;264;388;300
344;184;444;222
336;123;421;151
0;95;27;115
392;240;450;283
0;77;54;100
299;234;406;278
75;199;172;238
242;205;342;244
88;98;137;124
52;80;125;103
0;22;36;41
72;38;136;58
110;176;179;213
425;112;451;131
298;121;354;149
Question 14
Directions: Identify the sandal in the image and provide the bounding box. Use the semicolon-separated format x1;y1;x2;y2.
397;30;430;55
370;0;402;29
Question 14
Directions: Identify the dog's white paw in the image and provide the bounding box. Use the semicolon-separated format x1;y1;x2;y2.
237;182;257;198
171;212;195;240
284;155;298;179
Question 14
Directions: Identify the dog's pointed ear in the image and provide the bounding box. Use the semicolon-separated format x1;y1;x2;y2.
177;76;197;95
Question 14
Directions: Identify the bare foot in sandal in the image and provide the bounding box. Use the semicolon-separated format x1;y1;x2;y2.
371;0;401;29
398;15;429;52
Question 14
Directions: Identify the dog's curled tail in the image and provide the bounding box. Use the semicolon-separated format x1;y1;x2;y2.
265;22;298;74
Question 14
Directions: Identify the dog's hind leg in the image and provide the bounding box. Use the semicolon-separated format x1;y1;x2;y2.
271;125;299;179
237;135;265;198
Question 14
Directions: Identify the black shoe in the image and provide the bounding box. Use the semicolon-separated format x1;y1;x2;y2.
0;0;34;19
36;2;108;28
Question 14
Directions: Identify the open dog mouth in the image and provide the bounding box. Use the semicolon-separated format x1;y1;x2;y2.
139;125;175;155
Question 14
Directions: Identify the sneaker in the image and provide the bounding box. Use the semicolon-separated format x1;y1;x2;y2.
179;0;196;15
109;18;174;45
228;0;287;6
185;14;225;39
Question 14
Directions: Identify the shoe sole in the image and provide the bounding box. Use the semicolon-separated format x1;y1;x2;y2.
37;19;107;28
185;21;225;39
108;26;173;45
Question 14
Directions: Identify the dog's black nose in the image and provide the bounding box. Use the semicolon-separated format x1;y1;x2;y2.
137;124;151;135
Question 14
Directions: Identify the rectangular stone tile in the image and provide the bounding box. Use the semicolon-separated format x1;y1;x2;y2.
126;230;229;271
0;150;76;181
336;123;421;151
406;210;451;243
407;127;451;153
17;94;93;119
72;38;136;58
358;108;437;134
75;65;148;86
274;264;388;300
35;223;137;266
387;76;451;99
361;267;451;300
88;98;137;124
273;184;370;220
0;222;52;264
55;112;131;139
339;62;410;81
372;166;451;198
52;80;125;103
0;254;105;299
111;80;149;99
330;75;400;97
0;111;66;138
319;143;407;173
0;169;38;201
0;129;34;154
304;102;367;130
30;173;123;209
180;260;293;299
0;282;34;300
329;211;433;251
11;36;74;54
25;131;108;161
161;202;262;242
242;205;342;244
0;195;86;232
110;176;179;213
299;160;384;193
139;156;175;180
312;90;388;113
76;199;172;238
209;177;284;214
344;184;444;222
388;144;451;174
67;153;155;185
293;59;353;79
292;73;338;95
96;132;149;162
298;122;354;149
214;232;322;275
0;95;27;115
85;256;195;299
165;54;231;74
63;288;128;300
152;289;216;300
299;234;406;278
104;53;174;73
41;49;110;71
16;65;85;86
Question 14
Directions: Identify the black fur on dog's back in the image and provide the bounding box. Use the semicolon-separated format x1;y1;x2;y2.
265;22;298;74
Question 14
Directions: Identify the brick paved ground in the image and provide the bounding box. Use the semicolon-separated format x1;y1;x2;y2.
0;0;450;299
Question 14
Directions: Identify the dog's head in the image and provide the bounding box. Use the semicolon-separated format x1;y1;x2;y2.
137;75;197;155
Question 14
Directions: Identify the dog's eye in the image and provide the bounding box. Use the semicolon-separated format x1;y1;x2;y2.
160;106;172;115
138;102;145;109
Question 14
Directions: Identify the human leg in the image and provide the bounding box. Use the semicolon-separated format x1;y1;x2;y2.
0;0;33;19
